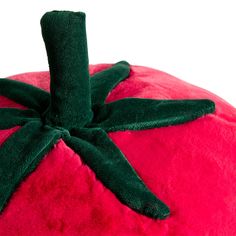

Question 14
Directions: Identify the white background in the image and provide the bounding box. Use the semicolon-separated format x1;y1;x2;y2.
0;0;235;107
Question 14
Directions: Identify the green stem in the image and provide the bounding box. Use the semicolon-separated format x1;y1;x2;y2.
41;11;93;130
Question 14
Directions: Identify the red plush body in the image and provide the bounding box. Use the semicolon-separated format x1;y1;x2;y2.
0;64;236;235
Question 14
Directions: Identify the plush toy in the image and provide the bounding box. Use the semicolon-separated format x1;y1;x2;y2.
0;10;235;235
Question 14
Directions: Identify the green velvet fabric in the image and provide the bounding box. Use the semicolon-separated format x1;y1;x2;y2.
0;10;216;220
64;128;170;219
0;79;49;113
0;121;61;212
41;11;93;129
89;98;215;131
0;108;40;129
91;61;130;107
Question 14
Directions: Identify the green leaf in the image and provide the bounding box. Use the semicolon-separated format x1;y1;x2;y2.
64;128;170;219
91;61;130;106
0;79;50;113
90;98;215;131
0;121;61;212
0;108;40;129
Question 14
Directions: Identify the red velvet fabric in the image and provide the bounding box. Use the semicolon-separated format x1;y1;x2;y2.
0;64;236;235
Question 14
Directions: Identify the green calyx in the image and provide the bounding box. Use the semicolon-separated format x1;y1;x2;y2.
0;11;215;220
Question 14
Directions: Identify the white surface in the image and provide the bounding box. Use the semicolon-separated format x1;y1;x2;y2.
0;0;235;107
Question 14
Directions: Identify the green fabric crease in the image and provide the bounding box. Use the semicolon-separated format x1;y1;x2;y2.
0;10;216;220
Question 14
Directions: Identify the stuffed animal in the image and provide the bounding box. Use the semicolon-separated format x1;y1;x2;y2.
0;10;235;235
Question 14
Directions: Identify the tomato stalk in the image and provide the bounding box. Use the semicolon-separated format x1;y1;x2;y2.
41;11;93;130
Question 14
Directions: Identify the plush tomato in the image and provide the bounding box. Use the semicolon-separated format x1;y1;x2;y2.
0;11;236;236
